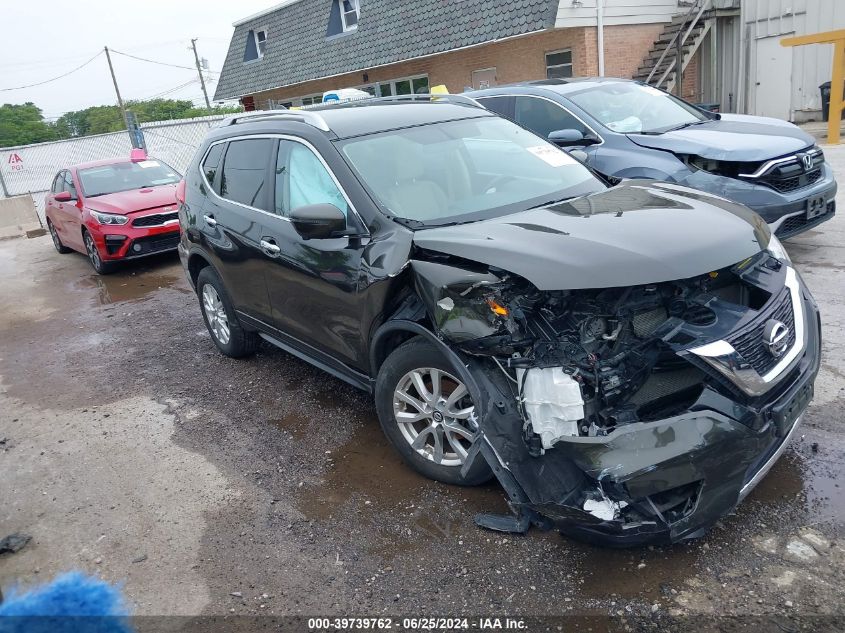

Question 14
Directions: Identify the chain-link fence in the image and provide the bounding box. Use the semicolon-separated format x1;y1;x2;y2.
0;115;226;224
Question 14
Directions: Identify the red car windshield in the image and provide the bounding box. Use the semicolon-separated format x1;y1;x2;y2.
78;160;181;197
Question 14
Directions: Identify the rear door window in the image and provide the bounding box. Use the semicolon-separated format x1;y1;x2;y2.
514;96;588;140
219;139;274;211
202;143;225;192
476;95;514;120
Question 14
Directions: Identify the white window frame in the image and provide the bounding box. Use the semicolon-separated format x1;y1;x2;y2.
545;48;573;79
254;29;268;58
339;0;360;32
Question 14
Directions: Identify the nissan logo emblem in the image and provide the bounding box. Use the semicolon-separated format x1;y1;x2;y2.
763;319;790;358
801;154;814;171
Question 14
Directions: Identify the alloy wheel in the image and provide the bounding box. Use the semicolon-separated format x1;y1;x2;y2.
202;284;231;345
49;223;62;251
84;233;101;269
392;367;476;467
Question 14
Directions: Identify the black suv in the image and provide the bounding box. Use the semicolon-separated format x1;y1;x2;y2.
179;97;820;546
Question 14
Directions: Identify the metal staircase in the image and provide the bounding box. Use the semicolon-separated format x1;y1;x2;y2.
633;0;713;94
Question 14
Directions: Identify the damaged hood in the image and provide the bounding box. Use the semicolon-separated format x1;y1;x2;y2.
627;114;815;161
412;181;769;291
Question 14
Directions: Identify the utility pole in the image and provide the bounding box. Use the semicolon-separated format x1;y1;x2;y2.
191;39;212;111
104;46;128;128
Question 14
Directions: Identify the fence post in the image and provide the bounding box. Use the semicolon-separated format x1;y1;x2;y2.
0;167;10;198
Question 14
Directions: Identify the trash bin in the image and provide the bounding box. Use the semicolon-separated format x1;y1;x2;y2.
819;81;845;122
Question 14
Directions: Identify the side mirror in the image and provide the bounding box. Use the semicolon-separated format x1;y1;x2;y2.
289;203;347;240
567;149;590;163
549;129;599;147
54;191;73;202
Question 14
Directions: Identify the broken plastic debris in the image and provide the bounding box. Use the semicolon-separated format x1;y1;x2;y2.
583;498;627;521
436;297;455;311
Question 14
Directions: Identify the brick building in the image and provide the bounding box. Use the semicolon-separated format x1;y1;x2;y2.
214;0;695;110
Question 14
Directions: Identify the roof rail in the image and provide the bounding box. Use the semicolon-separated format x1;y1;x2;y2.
306;93;485;111
220;109;331;132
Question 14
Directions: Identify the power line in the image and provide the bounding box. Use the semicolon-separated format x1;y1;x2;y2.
109;48;219;74
0;51;103;92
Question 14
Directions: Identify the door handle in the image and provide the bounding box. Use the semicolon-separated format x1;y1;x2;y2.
260;239;281;256
203;214;218;227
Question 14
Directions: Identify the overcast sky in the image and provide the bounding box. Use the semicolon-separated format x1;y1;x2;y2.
0;0;275;119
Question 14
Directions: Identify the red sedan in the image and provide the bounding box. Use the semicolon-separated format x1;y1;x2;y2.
45;152;182;274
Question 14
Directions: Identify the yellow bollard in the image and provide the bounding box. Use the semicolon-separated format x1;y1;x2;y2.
781;30;845;144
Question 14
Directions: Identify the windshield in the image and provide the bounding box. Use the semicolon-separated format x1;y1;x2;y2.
338;117;603;226
567;82;709;134
78;160;181;197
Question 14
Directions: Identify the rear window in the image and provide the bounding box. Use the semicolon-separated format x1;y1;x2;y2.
219;139;274;211
78;160;180;197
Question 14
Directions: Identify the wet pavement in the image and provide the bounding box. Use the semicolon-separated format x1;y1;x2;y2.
1;149;845;628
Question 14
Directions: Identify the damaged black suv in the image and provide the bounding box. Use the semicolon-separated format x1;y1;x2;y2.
179;96;821;546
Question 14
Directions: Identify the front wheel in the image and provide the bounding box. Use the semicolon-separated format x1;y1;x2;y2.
375;337;492;486
83;230;114;274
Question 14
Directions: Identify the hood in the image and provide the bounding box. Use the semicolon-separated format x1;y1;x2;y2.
84;184;178;215
627;114;815;162
412;181;770;291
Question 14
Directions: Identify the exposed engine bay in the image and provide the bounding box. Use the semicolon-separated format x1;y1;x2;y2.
415;251;775;448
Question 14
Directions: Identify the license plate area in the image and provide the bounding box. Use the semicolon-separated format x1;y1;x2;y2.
770;380;813;437
806;196;827;220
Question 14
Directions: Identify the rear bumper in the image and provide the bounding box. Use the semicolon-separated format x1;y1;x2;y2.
470;287;821;547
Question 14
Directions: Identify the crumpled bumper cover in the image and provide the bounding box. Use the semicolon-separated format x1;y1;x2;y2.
469;291;821;547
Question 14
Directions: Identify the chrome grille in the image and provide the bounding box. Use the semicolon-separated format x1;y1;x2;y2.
728;290;796;376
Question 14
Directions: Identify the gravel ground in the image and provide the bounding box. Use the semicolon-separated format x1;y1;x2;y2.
1;148;844;630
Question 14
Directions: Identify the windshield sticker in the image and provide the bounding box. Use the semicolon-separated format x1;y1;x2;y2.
640;85;668;98
606;116;643;133
137;160;162;169
526;146;575;168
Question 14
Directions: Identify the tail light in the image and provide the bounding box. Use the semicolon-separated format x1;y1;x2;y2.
175;179;186;205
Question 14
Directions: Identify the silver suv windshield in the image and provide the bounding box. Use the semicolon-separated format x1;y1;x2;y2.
567;82;709;134
338;116;603;226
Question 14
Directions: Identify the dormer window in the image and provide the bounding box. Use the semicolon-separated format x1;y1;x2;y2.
243;28;268;62
255;29;268;57
339;0;359;32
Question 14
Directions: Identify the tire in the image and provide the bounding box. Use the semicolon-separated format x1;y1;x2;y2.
82;229;115;274
375;337;492;486
196;266;259;358
47;220;71;254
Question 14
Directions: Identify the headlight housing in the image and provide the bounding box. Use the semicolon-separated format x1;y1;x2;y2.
90;210;129;225
766;234;792;264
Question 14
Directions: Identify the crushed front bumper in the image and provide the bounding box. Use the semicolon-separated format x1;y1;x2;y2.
468;286;821;547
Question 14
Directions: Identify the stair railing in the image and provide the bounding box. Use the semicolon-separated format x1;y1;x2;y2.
645;0;712;89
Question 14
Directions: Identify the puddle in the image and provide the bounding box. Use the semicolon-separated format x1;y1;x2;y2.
270;414;308;440
72;258;186;306
295;417;507;551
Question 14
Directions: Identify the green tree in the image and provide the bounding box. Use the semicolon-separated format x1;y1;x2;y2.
0;103;59;146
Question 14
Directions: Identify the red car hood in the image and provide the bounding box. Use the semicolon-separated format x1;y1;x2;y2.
84;184;178;215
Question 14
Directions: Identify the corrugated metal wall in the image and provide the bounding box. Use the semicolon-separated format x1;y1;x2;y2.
0;115;225;224
741;0;845;120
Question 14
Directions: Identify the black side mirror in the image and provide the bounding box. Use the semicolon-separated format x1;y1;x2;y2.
289;203;347;240
549;128;599;147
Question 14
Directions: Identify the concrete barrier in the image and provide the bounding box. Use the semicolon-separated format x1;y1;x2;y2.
0;195;43;240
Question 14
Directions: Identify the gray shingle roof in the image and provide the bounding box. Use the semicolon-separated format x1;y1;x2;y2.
214;0;560;100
